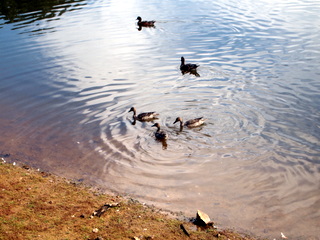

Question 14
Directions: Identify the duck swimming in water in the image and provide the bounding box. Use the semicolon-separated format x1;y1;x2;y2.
152;123;168;140
180;57;199;71
180;57;200;77
173;117;205;129
136;16;155;27
129;107;159;121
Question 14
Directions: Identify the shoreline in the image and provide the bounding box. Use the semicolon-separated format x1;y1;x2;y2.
0;158;262;240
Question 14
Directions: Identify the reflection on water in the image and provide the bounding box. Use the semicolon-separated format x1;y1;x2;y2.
1;0;320;239
0;0;86;33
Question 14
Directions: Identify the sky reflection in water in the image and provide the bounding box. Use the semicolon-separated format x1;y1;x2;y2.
0;0;320;239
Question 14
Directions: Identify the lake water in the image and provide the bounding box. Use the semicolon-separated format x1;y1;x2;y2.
1;0;320;239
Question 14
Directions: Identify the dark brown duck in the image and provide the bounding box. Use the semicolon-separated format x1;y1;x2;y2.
129;107;159;121
173;117;206;128
152;123;168;140
136;16;155;27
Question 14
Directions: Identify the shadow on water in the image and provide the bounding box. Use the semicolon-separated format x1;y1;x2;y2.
181;69;200;77
1;0;320;239
0;0;86;32
137;25;156;31
159;139;168;150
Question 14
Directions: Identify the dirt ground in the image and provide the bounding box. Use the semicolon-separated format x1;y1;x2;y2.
0;161;262;240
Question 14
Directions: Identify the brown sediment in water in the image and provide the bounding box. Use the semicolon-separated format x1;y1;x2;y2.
0;160;262;240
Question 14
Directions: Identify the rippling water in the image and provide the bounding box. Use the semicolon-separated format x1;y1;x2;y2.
1;0;320;238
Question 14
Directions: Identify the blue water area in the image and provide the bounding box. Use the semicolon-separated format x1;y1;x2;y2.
1;0;319;239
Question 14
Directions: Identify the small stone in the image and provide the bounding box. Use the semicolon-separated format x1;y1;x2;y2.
94;237;104;240
281;232;287;239
196;210;211;225
92;228;99;233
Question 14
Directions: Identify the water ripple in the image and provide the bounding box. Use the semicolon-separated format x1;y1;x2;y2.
1;0;320;239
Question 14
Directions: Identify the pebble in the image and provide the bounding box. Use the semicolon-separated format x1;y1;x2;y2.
196;210;211;225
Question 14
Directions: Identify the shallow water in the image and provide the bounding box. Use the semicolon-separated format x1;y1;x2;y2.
1;0;320;238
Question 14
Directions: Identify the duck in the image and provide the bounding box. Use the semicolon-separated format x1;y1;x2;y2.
173;117;205;129
129;107;159;121
180;56;199;72
136;16;155;27
152;123;168;140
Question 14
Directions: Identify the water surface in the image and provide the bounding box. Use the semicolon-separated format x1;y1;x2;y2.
1;0;320;239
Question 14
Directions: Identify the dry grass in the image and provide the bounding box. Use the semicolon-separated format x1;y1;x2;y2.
0;162;260;240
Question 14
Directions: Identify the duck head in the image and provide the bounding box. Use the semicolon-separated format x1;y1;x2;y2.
152;122;161;130
136;16;142;22
181;57;185;65
128;107;136;113
173;117;183;124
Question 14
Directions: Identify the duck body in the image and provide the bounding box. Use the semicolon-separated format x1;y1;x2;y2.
129;107;159;121
180;56;199;72
152;123;168;140
173;117;205;128
136;16;155;27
